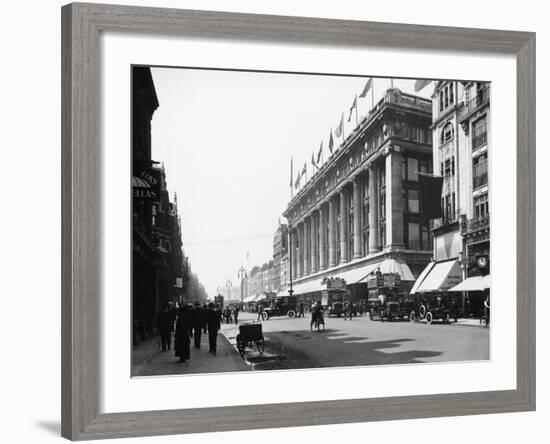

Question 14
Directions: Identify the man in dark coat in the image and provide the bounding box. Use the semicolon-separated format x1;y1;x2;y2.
174;305;192;362
156;303;174;351
205;302;221;355
191;303;206;349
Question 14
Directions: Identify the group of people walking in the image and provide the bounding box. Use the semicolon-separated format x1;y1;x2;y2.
222;305;240;324
156;301;222;363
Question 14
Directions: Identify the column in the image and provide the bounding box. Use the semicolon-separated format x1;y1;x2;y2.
353;178;363;259
339;188;349;264
328;198;337;267
319;206;327;270
291;228;298;282
368;167;380;253
386;149;405;247
297;223;304;278
304;218;310;275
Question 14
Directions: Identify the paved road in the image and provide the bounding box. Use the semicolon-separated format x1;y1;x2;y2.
223;311;489;370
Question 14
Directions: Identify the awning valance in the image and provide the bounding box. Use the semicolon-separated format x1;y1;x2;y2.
448;275;490;292
410;259;462;294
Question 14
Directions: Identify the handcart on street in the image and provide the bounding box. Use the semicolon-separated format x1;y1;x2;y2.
236;321;265;357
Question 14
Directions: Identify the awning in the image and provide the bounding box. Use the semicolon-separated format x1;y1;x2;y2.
290;279;325;296
448;275;491;292
376;259;415;281
410;259;462;294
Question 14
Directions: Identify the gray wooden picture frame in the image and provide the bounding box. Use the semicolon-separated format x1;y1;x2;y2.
61;2;536;440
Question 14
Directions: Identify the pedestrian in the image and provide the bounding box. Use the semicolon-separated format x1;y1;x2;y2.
156;303;173;351
223;307;232;324
298;302;304;318
202;303;208;334
233;305;240;325
174;304;192;362
205;302;221;355
483;294;490;326
191;302;205;349
257;303;264;321
452;297;459;323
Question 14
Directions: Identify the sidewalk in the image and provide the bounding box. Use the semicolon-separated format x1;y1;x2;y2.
132;331;249;376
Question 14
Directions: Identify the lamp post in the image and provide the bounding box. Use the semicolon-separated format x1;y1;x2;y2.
226;279;232;304
237;266;247;308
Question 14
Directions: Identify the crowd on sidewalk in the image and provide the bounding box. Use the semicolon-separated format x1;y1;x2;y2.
156;301;223;363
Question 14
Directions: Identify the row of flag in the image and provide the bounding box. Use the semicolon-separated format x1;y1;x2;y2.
290;78;433;194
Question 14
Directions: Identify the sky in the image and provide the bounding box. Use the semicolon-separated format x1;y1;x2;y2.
150;67;433;297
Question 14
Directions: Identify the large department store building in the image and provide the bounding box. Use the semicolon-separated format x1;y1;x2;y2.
282;88;434;305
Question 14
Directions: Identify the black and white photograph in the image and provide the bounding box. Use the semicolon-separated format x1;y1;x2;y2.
132;65;491;377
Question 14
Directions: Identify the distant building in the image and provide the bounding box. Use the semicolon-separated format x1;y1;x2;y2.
283;88;433;306
272;223;289;292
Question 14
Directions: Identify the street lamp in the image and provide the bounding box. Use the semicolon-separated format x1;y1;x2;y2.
238;265;248;308
226;279;232;304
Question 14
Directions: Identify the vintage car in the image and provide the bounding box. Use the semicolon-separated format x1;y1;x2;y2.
327;301;344;317
262;296;297;320
409;294;452;324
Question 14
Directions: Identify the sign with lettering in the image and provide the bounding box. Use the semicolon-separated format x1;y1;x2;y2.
322;277;347;290
132;167;161;199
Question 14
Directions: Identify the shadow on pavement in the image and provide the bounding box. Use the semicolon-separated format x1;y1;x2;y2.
252;329;441;370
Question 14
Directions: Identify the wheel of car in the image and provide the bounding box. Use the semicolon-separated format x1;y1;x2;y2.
257;339;265;354
419;304;427;318
287;310;296;318
262;312;269;321
409;311;416;323
443;312;451;324
426;312;433;325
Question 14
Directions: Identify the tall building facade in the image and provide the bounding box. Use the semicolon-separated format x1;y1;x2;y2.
283;88;434;304
412;81;490;316
132;67;188;342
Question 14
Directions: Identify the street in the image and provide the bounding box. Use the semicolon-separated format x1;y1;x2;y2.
133;309;490;376
224;311;489;370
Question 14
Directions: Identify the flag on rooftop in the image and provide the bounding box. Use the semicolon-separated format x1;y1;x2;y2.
334;113;344;138
294;168;301;189
311;151;317;169
316;141;323;164
301;162;307;177
347;96;357;122
328;130;334;154
359;78;372;98
414;79;432;92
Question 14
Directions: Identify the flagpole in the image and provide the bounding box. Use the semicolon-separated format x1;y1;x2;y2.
372;78;375;109
290;156;293;199
355;94;359;126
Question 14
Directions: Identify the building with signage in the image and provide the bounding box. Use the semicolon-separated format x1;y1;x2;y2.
410;81;490;317
282;88;434;305
132;67;188;342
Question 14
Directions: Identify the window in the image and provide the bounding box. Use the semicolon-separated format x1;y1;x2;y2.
442;192;456;223
406;157;419;181
474;193;489;220
472;116;488;150
379;220;386;248
407;189;420;213
408;222;420;250
439;83;455;113
473;154;488;189
440;122;454;144
444;157;455;178
421;224;430;250
420;157;432;174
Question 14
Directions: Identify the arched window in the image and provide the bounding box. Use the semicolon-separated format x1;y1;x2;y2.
440;122;454;144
